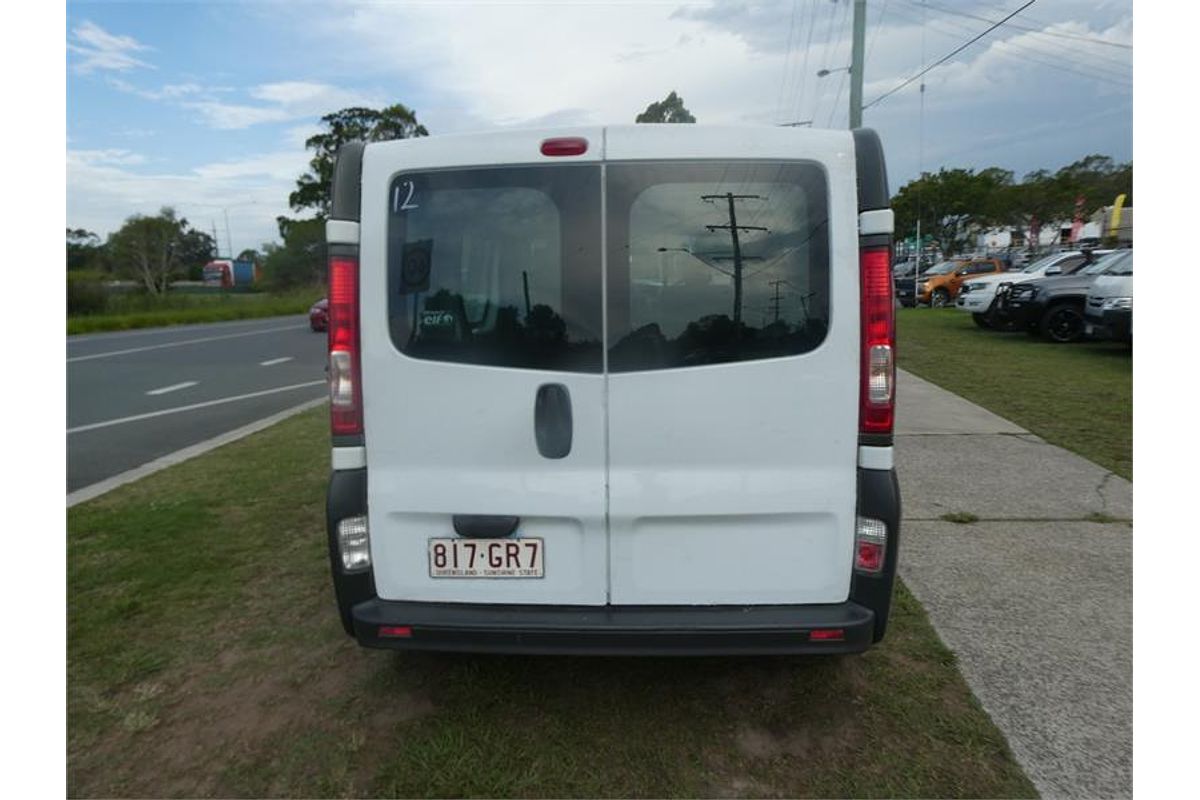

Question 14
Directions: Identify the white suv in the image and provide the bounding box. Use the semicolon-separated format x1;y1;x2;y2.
955;250;1097;327
323;126;901;655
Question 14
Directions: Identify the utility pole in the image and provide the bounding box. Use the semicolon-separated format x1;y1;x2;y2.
211;221;220;258
702;193;767;327
768;279;785;323
849;0;867;128
223;209;234;260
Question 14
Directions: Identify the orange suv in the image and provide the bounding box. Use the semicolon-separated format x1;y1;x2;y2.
915;258;1007;307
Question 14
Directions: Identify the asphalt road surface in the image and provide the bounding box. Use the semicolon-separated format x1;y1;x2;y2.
67;315;328;492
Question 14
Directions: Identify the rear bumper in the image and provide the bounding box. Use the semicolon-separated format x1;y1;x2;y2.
351;599;876;655
327;466;901;655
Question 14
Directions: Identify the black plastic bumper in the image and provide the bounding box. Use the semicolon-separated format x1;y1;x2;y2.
351;599;876;655
328;466;900;654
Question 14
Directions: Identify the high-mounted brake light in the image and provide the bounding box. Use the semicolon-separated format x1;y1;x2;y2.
859;246;895;435
328;254;363;436
540;137;588;157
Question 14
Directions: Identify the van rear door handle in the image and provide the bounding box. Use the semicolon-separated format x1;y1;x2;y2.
534;383;573;459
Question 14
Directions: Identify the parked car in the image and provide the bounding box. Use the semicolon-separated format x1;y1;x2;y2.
309;297;329;331
1084;253;1133;342
902;257;1007;307
893;259;936;306
956;250;1103;328
993;249;1133;343
322;126;901;655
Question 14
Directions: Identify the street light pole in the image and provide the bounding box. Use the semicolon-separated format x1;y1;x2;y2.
849;0;866;128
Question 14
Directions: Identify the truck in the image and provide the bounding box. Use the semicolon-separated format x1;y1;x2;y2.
202;258;257;288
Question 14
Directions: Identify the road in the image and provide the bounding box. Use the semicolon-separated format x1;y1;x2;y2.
67;315;328;492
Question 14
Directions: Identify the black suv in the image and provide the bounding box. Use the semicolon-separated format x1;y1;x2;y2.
992;250;1133;342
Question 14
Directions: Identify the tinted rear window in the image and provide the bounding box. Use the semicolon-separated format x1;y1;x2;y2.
386;166;602;372
605;162;830;372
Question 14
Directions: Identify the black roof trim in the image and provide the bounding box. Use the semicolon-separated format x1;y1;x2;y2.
852;128;889;212
330;142;365;222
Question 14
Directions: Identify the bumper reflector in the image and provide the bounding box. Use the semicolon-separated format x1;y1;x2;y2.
338;515;370;573
810;628;845;642
378;625;413;638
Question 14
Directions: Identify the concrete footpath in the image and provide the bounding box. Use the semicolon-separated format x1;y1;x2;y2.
895;370;1131;800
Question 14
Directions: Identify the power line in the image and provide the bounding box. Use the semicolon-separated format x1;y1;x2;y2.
863;0;1038;111
792;0;821;127
889;3;1132;80
887;5;1132;87
774;0;801;124
908;0;1131;50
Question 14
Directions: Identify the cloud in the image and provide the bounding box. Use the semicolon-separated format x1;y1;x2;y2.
183;81;384;130
67;145;309;248
68;20;153;74
66;149;148;167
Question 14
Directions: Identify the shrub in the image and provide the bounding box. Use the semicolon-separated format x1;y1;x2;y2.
67;273;109;315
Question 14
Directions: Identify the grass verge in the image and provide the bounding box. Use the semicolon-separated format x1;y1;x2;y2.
897;308;1131;479
69;408;1035;798
67;286;321;334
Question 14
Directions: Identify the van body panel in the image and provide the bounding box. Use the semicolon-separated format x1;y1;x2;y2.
343;125;890;621
359;132;609;605
603;127;860;604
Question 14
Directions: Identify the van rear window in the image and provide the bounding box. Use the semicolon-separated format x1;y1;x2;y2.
387;166;603;372
606;162;830;371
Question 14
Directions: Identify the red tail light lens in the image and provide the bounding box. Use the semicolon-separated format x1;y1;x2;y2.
328;254;362;436
854;516;887;575
860;246;895;435
540;137;588;157
810;629;845;642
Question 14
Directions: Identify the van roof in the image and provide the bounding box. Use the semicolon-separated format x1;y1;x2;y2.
363;124;857;167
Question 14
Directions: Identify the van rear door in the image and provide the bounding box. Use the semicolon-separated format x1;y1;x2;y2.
358;130;609;605
603;127;860;605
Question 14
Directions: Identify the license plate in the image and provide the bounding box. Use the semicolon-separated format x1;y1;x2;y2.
428;538;544;578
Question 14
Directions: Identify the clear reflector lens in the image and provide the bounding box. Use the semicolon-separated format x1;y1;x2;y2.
329;350;354;408
338;515;370;572
854;516;887;575
867;345;893;404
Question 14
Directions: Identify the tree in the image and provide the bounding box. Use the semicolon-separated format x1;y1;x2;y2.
635;91;696;123
261;218;325;291
106;207;197;296
67;228;105;272
236;248;262;263
287;104;429;220
177;228;216;281
891;168;1011;256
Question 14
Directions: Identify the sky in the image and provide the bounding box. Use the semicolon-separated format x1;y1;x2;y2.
65;0;1133;253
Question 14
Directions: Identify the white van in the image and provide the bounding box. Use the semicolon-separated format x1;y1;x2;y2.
323;126;901;654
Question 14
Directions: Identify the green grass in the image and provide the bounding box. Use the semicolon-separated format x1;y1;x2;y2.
67;285;322;334
69;408;1036;798
897;307;1132;479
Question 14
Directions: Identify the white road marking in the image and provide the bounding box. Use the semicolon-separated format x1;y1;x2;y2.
67;397;328;507
68;380;327;434
259;357;293;366
67;323;308;363
145;381;198;396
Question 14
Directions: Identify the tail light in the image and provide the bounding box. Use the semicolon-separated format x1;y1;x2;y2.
328;254;363;436
854;516;887;574
859;246;895;435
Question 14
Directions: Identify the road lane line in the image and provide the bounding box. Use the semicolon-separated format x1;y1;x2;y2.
67;316;304;342
67;323;308;363
67;397;328;507
259;357;294;366
145;381;198;396
68;380;327;434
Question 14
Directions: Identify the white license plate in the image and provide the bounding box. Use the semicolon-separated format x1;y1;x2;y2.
428;538;544;578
